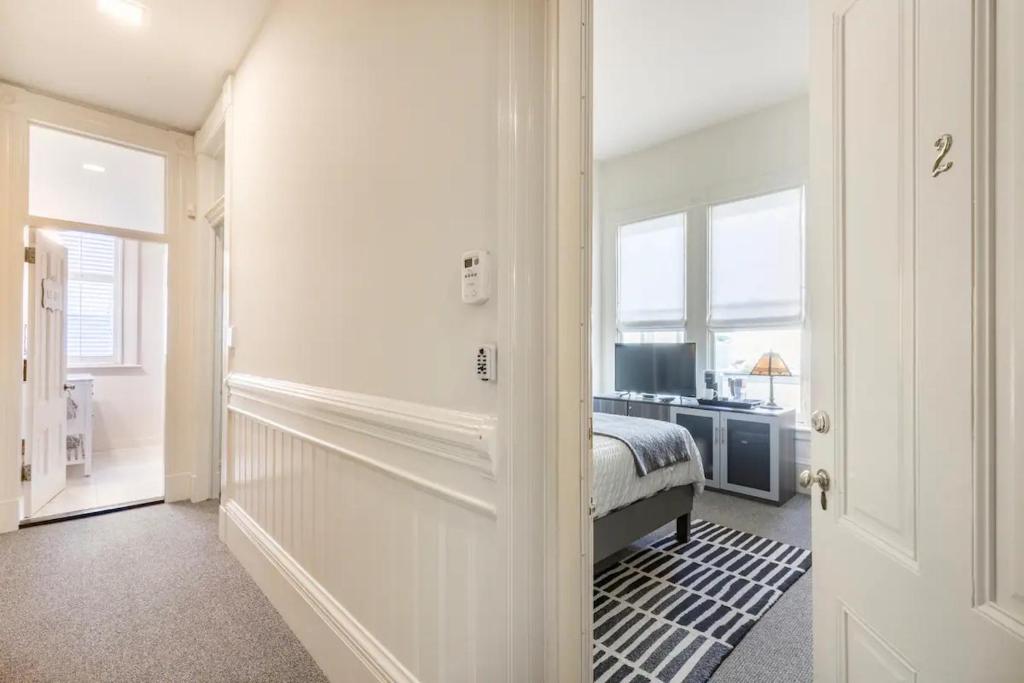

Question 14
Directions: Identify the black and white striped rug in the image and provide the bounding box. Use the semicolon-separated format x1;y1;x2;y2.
593;519;811;683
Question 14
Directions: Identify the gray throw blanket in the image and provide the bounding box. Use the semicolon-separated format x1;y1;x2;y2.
593;413;696;477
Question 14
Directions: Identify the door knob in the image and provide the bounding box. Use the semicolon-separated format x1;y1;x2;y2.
810;410;830;434
800;468;831;510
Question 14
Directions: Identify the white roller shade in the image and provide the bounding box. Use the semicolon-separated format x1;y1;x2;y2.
616;213;686;330
709;188;804;326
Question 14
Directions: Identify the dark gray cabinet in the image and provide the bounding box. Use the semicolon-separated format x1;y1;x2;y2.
594;394;795;505
671;408;719;488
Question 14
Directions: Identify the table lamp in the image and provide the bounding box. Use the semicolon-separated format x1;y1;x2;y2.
749;350;791;410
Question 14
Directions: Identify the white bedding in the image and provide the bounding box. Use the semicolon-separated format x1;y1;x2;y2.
593;434;706;518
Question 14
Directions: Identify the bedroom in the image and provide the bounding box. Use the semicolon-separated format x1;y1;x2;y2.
589;2;811;681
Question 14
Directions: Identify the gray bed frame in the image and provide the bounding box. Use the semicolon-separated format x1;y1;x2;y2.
593;484;695;563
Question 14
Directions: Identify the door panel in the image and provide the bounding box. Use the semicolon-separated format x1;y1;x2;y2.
723;419;771;493
671;408;717;486
840;607;917;683
987;0;1024;633
811;0;1024;679
25;229;68;515
838;0;917;560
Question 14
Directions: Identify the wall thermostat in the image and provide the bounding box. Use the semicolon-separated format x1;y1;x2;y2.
461;250;491;304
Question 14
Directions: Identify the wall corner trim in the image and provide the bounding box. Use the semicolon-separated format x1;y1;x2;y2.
0;496;20;534
226;373;498;477
221;501;419;683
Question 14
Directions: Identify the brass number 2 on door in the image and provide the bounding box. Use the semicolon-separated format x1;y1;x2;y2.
931;133;953;177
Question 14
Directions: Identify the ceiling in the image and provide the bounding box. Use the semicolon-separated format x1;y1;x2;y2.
595;0;808;160
0;0;274;132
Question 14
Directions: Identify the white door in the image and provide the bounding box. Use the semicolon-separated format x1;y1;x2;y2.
809;0;1024;680
23;229;68;516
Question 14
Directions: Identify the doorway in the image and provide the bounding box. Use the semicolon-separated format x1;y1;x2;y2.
20;124;169;523
587;2;812;681
560;1;1024;682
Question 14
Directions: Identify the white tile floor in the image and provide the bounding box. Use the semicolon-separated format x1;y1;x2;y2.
32;446;164;519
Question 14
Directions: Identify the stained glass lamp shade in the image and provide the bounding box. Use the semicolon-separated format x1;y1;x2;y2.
749;351;792;409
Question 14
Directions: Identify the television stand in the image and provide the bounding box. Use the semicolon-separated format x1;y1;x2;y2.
593;393;796;505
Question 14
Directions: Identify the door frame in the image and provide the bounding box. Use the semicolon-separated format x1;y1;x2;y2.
549;0;594;679
195;78;232;504
0;82;207;532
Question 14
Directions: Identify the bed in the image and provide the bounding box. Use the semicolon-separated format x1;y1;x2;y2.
592;417;706;563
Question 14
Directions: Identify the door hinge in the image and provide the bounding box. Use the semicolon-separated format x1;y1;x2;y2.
22;358;27;382
587;417;593;444
588;497;596;516
20;440;30;482
24;246;35;264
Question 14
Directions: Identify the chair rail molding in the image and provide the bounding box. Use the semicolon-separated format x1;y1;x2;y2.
226;373;497;478
222;375;503;678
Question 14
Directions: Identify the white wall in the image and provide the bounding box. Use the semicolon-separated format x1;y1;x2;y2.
229;1;498;414
218;1;548;680
595;96;809;393
86;241;166;452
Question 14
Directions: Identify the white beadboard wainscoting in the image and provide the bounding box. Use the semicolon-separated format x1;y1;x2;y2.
220;374;502;682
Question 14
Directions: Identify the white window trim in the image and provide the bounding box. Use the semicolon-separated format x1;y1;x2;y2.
62;230;141;370
616;328;687;343
614;214;687;334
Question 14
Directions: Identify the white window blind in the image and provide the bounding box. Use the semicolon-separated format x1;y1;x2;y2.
709;188;804;326
616;213;686;330
57;231;122;365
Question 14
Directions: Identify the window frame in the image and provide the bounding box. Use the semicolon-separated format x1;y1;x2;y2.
705;186;808;418
58;230;141;370
614;212;688;338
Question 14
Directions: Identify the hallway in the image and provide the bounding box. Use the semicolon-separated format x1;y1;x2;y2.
0;502;326;682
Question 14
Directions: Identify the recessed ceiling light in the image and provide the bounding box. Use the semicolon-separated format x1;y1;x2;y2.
82;163;106;173
97;0;147;27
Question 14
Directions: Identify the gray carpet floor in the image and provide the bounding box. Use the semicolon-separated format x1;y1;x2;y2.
597;490;812;683
0;501;327;683
0;492;808;682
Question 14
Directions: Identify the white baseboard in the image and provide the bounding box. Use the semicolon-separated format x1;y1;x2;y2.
0;496;20;534
189;473;212;504
94;436;163;452
220;501;417;683
164;472;192;502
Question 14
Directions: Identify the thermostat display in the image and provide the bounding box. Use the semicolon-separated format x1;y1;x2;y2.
461;250;491;304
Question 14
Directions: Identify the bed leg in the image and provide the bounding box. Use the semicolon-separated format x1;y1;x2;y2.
676;513;691;544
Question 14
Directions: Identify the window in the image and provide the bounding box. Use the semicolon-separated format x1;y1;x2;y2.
29;125;166;234
709;188;803;326
708;188;805;412
712;328;802;408
616;213;686;340
57;231;124;367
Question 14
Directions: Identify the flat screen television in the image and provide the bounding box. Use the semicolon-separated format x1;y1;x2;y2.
614;342;697;397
